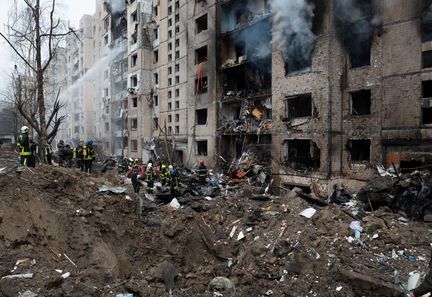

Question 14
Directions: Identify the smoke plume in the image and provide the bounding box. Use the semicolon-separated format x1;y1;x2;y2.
220;0;272;73
334;0;372;66
105;0;126;14
423;0;432;42
270;0;315;73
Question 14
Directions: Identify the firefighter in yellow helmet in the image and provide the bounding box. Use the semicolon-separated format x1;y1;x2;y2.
17;126;31;166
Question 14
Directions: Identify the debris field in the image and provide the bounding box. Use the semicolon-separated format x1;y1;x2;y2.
0;154;431;296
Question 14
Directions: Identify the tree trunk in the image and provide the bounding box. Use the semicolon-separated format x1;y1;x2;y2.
35;0;48;153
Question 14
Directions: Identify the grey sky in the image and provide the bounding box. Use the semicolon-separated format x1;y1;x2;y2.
0;0;95;92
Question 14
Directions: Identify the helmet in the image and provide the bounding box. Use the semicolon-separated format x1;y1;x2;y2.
168;165;173;170
147;163;153;169
86;140;93;146
161;164;166;169
199;160;205;165
20;126;29;133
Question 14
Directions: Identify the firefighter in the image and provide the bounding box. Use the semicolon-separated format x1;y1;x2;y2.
28;139;37;168
159;163;169;186
74;140;85;171
145;163;155;190
166;164;173;185
128;162;145;194
43;143;53;165
64;144;73;168
83;140;95;174
197;159;208;184
17;126;31;166
57;140;66;166
170;165;180;197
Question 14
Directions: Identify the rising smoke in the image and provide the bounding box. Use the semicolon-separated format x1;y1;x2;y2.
334;0;373;67
270;0;315;73
104;0;126;14
222;0;272;70
423;0;432;42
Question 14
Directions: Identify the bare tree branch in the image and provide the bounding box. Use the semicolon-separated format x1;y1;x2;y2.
22;0;37;14
3;0;78;150
16;96;40;134
0;32;37;73
40;28;78;39
42;0;56;73
46;88;61;128
47;115;66;142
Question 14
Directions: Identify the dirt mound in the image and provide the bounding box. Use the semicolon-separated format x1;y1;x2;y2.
0;164;430;296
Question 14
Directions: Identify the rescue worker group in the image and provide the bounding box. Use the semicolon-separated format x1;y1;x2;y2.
17;126;95;173
16;126;209;195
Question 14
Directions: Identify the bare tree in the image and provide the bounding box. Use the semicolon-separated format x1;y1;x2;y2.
0;0;77;147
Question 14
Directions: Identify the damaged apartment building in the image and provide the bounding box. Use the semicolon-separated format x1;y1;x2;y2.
126;0;217;166
217;0;273;170
215;0;432;192
57;0;129;155
59;0;432;192
271;0;432;193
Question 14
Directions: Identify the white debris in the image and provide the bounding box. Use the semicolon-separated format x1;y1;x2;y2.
61;272;70;279
237;231;245;241
227;258;233;267
349;221;363;232
345;236;355;244
169;198;181;209
299;207;316;218
1;273;33;280
336;286;343;291
407;271;421;291
19;290;37;297
229;225;237;238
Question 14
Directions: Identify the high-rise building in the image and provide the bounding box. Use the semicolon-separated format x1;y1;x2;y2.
55;0;432;194
57;0;128;155
125;0;217;167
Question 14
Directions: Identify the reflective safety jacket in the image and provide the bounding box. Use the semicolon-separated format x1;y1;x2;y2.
145;168;155;182
197;164;208;177
17;132;31;156
43;144;52;156
84;145;95;160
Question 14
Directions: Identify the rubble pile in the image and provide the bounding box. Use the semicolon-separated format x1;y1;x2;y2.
357;170;432;220
226;150;271;189
219;90;272;135
0;149;431;296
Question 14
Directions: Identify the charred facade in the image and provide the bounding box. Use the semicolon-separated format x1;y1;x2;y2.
273;0;432;193
217;0;273;167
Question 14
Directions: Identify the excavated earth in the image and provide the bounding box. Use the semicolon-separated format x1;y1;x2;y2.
0;151;431;296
